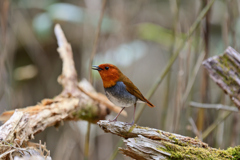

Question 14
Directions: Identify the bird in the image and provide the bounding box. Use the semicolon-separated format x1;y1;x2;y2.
92;63;155;125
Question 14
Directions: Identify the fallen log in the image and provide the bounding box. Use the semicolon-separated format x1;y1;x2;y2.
98;120;240;160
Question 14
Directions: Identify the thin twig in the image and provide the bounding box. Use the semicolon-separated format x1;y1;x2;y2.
198;0;212;132
174;38;186;132
202;111;232;140
188;117;200;137
162;0;179;130
84;122;91;160
108;140;123;160
87;1;107;159
182;51;205;104
89;0;107;83
228;1;239;147
190;101;239;112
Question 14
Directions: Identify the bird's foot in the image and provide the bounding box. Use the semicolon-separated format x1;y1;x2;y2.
127;121;135;126
109;118;117;122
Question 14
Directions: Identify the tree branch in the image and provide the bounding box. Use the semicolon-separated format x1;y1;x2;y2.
190;101;239;112
0;24;126;159
203;46;240;109
98;120;239;159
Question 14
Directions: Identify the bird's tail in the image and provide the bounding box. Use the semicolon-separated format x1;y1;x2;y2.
144;98;155;108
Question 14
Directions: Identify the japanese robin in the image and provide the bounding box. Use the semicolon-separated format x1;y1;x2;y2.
92;63;155;125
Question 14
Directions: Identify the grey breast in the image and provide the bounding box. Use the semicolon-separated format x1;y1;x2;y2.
104;81;137;107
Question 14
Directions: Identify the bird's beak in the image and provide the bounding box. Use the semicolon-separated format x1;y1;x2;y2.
92;65;103;71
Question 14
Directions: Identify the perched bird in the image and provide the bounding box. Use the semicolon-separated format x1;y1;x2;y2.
92;63;155;125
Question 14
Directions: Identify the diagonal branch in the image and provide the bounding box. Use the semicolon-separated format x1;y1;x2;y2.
0;24;126;159
203;46;240;109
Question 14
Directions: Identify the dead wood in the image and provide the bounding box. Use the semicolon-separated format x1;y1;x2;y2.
203;46;240;109
98;120;240;160
0;24;126;159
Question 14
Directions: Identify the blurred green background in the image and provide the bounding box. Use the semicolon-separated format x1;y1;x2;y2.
0;0;240;159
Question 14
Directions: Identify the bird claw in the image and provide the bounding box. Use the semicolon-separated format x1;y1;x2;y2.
127;121;134;126
109;119;117;122
108;119;134;125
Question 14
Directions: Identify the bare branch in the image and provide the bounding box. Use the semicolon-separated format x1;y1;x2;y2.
190;101;239;112
54;24;78;90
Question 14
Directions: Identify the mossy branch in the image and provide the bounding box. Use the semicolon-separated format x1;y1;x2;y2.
98;120;240;160
203;46;240;109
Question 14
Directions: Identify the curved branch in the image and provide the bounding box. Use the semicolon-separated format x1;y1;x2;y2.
0;24;126;159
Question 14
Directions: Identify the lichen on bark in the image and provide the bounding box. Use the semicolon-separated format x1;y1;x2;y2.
203;46;240;108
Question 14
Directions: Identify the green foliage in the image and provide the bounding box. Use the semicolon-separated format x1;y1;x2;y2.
158;141;237;160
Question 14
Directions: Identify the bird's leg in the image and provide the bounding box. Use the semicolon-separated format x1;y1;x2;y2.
109;107;125;122
128;103;136;125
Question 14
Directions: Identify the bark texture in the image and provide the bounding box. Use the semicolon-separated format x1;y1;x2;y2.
98;120;240;160
203;46;240;109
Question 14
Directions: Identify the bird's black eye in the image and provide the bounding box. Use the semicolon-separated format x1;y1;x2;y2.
105;66;109;70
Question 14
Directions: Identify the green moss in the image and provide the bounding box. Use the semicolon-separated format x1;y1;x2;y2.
194;137;199;140
136;126;149;130
128;124;136;133
226;146;240;160
168;134;188;147
220;54;240;74
168;135;177;141
157;130;162;136
72;102;99;123
212;54;240;94
217;55;240;85
156;141;238;160
169;135;180;145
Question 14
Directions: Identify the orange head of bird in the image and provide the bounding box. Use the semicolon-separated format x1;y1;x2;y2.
92;63;123;88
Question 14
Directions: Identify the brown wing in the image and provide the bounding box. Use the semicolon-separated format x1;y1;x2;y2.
122;76;155;108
